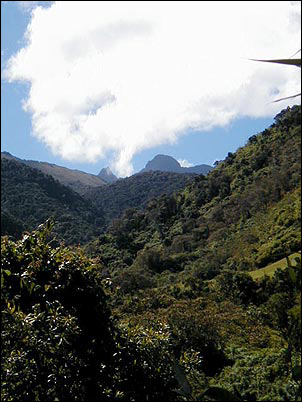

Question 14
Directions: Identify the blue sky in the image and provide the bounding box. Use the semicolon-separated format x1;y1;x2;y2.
1;1;300;176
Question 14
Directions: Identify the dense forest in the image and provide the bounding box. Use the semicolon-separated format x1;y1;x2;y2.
1;105;301;401
1;151;107;195
85;170;197;226
1;159;197;241
1;158;105;244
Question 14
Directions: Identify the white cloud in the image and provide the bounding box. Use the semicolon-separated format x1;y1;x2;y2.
4;1;301;176
177;159;193;168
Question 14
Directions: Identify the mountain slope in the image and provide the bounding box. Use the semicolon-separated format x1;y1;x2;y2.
85;170;197;226
1;152;106;195
1;157;105;244
86;105;301;276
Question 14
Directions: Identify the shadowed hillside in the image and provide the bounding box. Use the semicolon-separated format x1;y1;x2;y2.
85;170;198;226
1;157;105;244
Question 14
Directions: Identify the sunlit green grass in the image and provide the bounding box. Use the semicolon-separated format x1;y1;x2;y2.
249;252;301;280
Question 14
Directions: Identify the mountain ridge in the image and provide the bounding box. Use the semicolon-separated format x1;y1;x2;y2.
1;151;212;192
1;152;107;195
1;154;199;241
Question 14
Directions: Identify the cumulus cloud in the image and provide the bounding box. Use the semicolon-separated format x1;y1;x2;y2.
4;1;301;176
178;159;193;168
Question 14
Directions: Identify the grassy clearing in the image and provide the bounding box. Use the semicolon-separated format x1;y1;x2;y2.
249;252;301;280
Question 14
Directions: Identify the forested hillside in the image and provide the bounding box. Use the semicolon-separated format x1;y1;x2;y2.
86;105;301;275
82;105;301;400
1;159;197;242
1;158;105;244
1;105;301;401
1;152;107;195
85;170;197;226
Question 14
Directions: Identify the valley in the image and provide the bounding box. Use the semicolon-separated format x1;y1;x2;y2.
1;105;301;401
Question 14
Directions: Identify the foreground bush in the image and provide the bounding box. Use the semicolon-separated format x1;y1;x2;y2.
1;221;117;401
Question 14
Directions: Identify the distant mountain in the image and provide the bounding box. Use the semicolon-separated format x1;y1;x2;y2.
1;157;105;244
141;154;213;175
143;154;183;173
98;167;118;183
1;152;106;195
185;164;213;175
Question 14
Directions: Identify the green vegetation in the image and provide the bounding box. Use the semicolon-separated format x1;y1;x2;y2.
1;160;196;243
86;105;301;276
1;152;107;195
1;158;105;244
1;105;301;401
85;170;197;226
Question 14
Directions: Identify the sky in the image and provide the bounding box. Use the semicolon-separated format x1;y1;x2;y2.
1;1;301;177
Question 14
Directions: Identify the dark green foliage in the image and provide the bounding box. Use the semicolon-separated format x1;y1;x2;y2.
216;347;301;402
165;301;231;377
1;210;25;238
216;271;259;306
1;158;105;244
85;170;195;226
1;224;204;401
115;321;179;401
1;222;116;401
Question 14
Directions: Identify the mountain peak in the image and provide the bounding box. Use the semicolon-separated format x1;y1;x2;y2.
98;167;118;183
143;154;182;173
141;154;212;175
